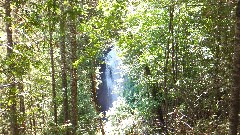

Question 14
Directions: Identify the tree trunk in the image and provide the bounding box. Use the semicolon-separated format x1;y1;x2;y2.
19;78;26;134
49;9;57;126
90;63;105;135
214;2;223;125
69;2;78;133
162;5;174;134
229;1;240;134
32;111;37;135
91;72;98;110
60;1;69;134
90;60;98;110
171;5;175;85
5;0;19;134
145;66;165;132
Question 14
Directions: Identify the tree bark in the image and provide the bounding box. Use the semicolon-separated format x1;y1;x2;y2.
171;5;175;85
229;1;240;134
49;6;58;126
19;78;26;134
162;5;174;134
5;0;19;134
90;62;105;135
60;1;69;134
91;71;98;110
214;2;223;125
69;1;78;133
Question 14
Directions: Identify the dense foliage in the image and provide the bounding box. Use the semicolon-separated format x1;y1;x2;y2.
0;0;239;134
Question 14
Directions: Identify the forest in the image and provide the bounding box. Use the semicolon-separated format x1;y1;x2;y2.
0;0;240;135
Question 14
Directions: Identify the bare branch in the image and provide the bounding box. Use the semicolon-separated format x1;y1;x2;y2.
0;81;19;89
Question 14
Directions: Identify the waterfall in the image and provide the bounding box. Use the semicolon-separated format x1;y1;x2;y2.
105;46;124;104
97;46;135;134
97;46;125;113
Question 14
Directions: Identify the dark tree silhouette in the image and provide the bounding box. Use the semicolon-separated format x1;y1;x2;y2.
229;1;240;134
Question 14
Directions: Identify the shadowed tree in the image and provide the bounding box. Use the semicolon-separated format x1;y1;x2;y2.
48;0;57;126
59;0;69;134
229;1;240;134
68;0;78;133
5;0;19;134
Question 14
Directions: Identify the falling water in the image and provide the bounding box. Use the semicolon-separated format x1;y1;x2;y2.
105;46;124;104
97;46;138;134
97;46;125;113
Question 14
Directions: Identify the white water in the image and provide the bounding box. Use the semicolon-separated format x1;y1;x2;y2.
104;47;128;135
105;46;125;107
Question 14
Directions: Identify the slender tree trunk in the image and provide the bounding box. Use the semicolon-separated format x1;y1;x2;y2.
19;78;26;134
41;87;45;132
229;1;240;134
48;0;58;126
69;1;78;133
5;0;19;134
90;60;98;110
60;1;69;134
214;2;222;124
171;5;175;85
91;72;98;110
163;5;174;134
14;5;25;135
163;41;169;134
30;116;33;134
49;15;57;126
174;7;180;108
32;112;36;135
90;62;105;135
30;97;36;135
91;72;105;135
